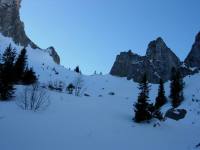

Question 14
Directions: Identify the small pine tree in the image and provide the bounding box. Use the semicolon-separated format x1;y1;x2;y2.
14;48;27;82
74;66;81;74
155;79;167;109
22;67;37;85
0;45;16;100
134;74;152;123
2;45;16;64
67;83;75;94
170;67;184;108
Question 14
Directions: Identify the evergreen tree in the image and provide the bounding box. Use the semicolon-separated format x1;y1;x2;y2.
14;48;27;82
170;67;184;108
0;45;16;100
22;67;37;85
134;74;152;123
74;66;81;74
155;79;167;109
1;44;16;82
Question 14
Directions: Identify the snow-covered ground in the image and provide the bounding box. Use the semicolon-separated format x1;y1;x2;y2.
1;34;200;150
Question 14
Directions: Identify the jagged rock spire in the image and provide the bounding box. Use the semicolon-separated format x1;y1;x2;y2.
185;32;200;68
110;37;181;83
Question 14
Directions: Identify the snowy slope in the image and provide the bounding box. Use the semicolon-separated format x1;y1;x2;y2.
0;34;200;150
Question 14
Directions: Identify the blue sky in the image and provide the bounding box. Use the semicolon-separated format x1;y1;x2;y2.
20;0;200;74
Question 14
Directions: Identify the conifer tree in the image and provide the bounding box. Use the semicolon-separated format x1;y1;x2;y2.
134;74;152;123
155;79;167;109
0;45;16;100
22;67;37;85
14;48;27;82
74;66;81;74
170;67;184;108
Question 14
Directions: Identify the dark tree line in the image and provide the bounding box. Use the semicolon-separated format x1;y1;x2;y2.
134;68;184;123
0;45;37;100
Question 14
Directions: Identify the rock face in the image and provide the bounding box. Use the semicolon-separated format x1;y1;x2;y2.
185;32;200;69
0;0;36;48
47;47;60;64
165;109;187;121
0;0;60;64
110;37;181;83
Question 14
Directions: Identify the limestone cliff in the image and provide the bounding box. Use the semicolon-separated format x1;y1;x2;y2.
0;0;60;64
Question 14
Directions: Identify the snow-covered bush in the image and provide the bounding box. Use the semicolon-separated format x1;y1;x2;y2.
66;83;75;94
17;83;50;111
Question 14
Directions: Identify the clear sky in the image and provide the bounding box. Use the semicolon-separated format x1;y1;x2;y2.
20;0;200;75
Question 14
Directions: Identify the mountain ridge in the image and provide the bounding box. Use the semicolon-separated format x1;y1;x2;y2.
110;32;200;83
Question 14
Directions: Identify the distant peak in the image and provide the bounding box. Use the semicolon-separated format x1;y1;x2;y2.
147;37;166;51
146;36;178;62
184;31;200;68
156;37;165;43
195;32;200;42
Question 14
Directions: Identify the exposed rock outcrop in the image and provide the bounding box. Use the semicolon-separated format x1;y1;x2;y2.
111;32;200;83
146;37;181;82
110;37;181;83
0;0;60;64
47;47;60;64
185;32;200;69
0;0;36;48
165;109;187;121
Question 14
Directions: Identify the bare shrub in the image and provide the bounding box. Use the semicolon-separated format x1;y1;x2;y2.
73;75;86;97
17;83;50;111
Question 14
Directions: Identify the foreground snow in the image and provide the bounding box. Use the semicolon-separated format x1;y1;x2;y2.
0;73;200;150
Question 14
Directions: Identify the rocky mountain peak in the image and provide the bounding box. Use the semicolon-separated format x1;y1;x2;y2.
110;32;200;83
146;37;175;60
147;37;166;50
110;37;181;83
184;32;200;68
195;32;200;42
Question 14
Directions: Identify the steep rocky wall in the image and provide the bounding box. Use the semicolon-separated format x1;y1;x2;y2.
0;0;60;64
110;33;200;83
0;0;37;48
185;32;200;68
